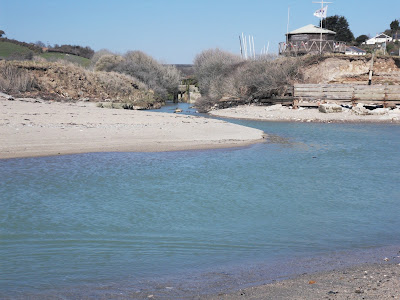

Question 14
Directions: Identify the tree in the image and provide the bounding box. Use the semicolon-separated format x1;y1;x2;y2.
0;30;5;37
390;19;399;33
321;15;354;42
355;34;369;46
35;41;46;47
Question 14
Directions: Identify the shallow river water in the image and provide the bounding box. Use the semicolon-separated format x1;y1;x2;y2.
1;104;400;298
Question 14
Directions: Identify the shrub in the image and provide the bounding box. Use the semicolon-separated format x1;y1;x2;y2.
91;49;115;65
0;62;36;92
194;48;242;96
1;60;156;106
193;48;304;111
94;54;124;72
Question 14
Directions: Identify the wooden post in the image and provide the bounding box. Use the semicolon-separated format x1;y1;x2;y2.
368;53;375;85
293;98;299;109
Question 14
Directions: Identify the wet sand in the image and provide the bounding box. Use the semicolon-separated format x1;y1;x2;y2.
210;105;400;123
0;98;264;159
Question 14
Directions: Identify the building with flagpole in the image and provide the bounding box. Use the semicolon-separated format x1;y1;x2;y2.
279;1;346;56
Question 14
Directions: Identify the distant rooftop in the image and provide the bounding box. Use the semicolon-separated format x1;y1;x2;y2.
374;33;391;39
287;24;336;35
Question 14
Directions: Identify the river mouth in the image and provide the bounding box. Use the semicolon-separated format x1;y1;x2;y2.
1;106;400;298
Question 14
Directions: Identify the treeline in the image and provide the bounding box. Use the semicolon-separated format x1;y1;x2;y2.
193;49;303;112
48;44;95;59
93;50;181;100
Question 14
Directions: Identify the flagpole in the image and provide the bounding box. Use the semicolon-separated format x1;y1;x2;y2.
313;0;332;54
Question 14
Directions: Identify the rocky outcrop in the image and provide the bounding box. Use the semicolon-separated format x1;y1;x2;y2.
302;56;400;85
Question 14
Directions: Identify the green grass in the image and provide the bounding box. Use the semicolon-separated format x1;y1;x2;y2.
0;41;32;58
39;52;92;67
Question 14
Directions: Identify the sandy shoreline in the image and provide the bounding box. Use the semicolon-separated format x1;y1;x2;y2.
210;104;400;124
202;261;400;299
0;98;264;159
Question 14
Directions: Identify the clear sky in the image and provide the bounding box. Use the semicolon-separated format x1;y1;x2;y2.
1;0;399;64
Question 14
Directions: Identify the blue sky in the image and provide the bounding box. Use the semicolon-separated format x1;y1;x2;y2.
1;0;399;63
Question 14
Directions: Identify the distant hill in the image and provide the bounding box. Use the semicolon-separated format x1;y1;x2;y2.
0;41;34;59
0;41;91;67
39;52;91;68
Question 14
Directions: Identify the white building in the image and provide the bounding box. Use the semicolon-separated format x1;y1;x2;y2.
364;33;392;45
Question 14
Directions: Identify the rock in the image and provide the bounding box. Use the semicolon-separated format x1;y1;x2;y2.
352;103;370;115
369;108;389;115
0;92;14;100
319;103;343;113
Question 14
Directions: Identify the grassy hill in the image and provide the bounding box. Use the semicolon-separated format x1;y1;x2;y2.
0;41;33;59
39;52;91;68
0;41;91;67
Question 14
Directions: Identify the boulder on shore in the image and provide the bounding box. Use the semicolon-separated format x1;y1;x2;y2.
319;104;343;113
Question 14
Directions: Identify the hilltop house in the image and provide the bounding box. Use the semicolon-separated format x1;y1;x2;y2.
279;24;346;55
364;33;392;45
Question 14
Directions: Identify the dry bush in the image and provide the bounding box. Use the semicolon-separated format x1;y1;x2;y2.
237;57;303;99
117;51;181;100
91;49;115;65
94;54;124;72
2;60;156;107
194;48;242;96
193;48;304;111
94;50;181;100
0;61;36;93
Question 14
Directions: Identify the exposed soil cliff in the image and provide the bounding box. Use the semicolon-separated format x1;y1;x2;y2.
0;60;159;108
301;55;400;85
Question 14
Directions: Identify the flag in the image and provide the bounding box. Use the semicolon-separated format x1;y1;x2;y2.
314;5;328;18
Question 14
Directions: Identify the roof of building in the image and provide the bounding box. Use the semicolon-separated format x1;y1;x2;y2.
375;33;391;39
346;46;366;53
287;24;336;35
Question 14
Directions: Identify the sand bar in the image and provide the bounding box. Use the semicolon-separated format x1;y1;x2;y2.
0;98;264;159
210;104;400;123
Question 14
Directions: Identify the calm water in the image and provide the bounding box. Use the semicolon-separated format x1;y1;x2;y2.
1;112;400;298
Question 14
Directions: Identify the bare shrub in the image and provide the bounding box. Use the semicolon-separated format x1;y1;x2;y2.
116;51;181;100
2;60;156;107
195;96;219;113
94;54;124;72
0;62;36;93
193;48;304;111
194;49;242;96
91;49;115;65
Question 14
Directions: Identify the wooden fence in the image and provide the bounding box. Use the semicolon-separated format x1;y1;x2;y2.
293;84;400;107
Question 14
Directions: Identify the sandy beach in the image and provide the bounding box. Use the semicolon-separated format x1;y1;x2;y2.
0;98;264;159
210;104;400;123
202;261;400;300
